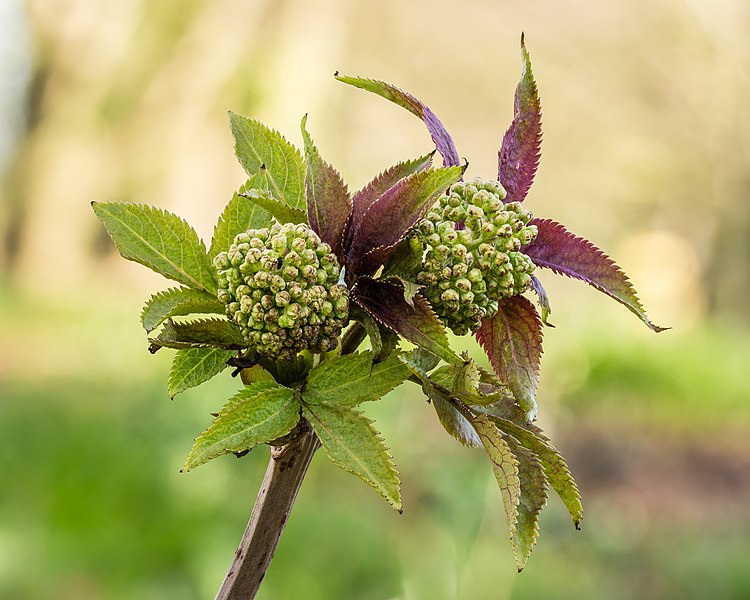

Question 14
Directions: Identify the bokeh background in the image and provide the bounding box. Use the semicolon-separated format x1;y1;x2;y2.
2;0;749;598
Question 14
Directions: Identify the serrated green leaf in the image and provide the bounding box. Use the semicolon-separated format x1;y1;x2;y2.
240;364;275;385
239;188;307;225
429;364;510;406
209;174;274;257
302;351;409;407
431;393;481;448
168;347;234;398
350;305;398;364
472;414;522;548
92;202;215;293
182;381;300;471
504;434;548;571
229;112;306;210
303;401;401;510
485;412;583;529
399;347;441;375
149;318;245;351
141;287;224;333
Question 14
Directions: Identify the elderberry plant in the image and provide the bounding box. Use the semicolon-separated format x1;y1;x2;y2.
93;36;663;584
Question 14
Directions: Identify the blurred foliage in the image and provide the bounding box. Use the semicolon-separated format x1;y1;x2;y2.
1;0;750;598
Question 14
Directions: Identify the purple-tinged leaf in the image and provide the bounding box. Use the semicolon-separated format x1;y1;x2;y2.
523;218;667;332
530;275;553;327
346;152;434;250
349;166;464;275
353;277;462;366
335;73;461;167
475;296;543;422
301;115;352;261
497;34;542;204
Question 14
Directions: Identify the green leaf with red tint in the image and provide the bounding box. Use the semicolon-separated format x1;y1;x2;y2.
348;166;464;275
497;34;542;204
346;152;434;250
335;73;461;167
353;277;462;366
300;115;352;261
475;296;543;422
523;218;667;332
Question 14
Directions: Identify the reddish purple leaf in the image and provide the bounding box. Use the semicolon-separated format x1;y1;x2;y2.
523;218;666;332
497;34;542;204
348;166;464;276
335;74;461;167
353;277;461;366
476;296;543;421
301;115;352;261
346;152;434;250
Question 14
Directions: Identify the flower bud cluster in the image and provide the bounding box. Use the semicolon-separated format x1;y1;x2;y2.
414;177;537;335
214;222;349;359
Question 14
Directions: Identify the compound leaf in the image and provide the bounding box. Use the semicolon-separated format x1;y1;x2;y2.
92;202;215;293
303;401;401;511
141;287;224;333
229;112;305;210
303;350;409;407
209;173;274;258
169;347;234;398
182;381;299;471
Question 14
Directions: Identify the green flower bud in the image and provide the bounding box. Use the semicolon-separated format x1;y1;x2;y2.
414;176;537;335
213;222;350;358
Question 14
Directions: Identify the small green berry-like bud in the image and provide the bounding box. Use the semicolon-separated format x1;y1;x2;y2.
414;176;537;335
213;222;350;359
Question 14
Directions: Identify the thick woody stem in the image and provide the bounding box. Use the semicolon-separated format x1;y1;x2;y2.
215;424;320;600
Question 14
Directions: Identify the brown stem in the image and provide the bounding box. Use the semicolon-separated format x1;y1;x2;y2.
216;322;365;599
215;424;320;600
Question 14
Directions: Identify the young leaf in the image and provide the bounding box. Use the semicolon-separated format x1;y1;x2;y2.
169;347;234;399
347;152;434;248
228;112;306;210
149;318;245;352
354;278;462;366
476;296;543;422
472;414;522;547
530;274;553;326
209;173;274;257
485;411;583;529
92;202;215;293
348;166;464;275
302;401;401;511
430;364;509;406
302;351;410;407
497;34;542;205
431;393;482;448
504;435;548;571
350;305;398;363
335;74;461;167
141;287;224;333
523;218;666;332
301;115;352;260
239;188;307;225
182;381;300;471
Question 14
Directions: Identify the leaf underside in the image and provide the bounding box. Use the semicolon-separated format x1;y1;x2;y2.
239;188;306;225
303;401;402;511
498;34;542;205
92;202;216;294
209;173;275;258
476;295;544;421
229;112;306;210
354;278;461;366
523;218;666;332
141;287;224;333
335;74;461;168
168;347;234;399
182;381;300;471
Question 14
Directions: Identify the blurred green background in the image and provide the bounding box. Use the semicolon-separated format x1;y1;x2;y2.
2;0;750;598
